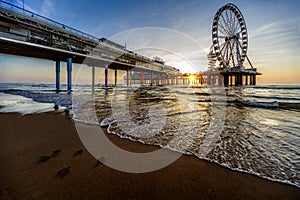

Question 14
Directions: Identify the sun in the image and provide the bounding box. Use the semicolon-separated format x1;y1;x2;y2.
188;75;195;85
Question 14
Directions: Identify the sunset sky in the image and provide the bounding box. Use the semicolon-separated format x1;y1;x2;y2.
0;0;299;83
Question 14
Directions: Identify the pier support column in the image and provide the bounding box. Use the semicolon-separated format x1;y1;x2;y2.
240;75;243;85
150;72;153;86
140;71;144;86
114;69;117;87
159;74;161;85
218;75;222;86
130;70;132;86
234;74;238;86
253;75;256;85
126;69;130;86
240;74;243;85
241;74;243;85
105;65;108;88
224;75;229;86
245;75;248;85
92;66;95;88
55;61;60;91
235;74;242;86
207;74;211;85
67;58;72;91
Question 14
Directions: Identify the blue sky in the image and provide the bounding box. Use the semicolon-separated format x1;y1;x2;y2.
0;0;300;83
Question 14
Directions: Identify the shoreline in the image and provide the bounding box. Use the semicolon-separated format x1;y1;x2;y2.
92;119;300;189
0;111;299;199
75;112;300;188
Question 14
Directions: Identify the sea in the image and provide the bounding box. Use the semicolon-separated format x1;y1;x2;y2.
0;82;299;187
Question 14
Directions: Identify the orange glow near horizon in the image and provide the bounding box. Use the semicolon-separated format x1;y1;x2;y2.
0;55;299;84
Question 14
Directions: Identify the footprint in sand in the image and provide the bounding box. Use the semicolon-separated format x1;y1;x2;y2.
52;149;62;157
73;148;84;157
57;166;70;179
39;155;52;163
39;149;62;163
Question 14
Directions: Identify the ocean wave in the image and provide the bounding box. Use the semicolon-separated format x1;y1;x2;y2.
244;95;300;101
0;93;56;114
239;100;300;110
252;86;300;90
1;89;72;106
242;101;279;108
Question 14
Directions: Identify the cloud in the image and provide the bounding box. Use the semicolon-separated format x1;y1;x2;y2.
247;18;300;68
110;27;208;73
251;22;278;38
40;0;55;17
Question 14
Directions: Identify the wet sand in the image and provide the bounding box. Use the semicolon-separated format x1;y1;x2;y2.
0;111;299;200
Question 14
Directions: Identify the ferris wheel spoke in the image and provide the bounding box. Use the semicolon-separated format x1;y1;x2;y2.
229;13;233;34
219;41;227;64
226;11;232;31
220;43;227;55
226;43;230;66
229;10;235;34
218;26;228;36
238;50;242;64
225;10;233;34
220;14;231;34
226;41;231;65
229;40;236;67
218;21;230;35
224;14;232;34
232;15;237;34
220;41;228;54
235;39;241;65
234;20;240;34
237;39;246;57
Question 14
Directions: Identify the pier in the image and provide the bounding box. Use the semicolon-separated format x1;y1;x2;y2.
203;70;260;86
0;1;180;91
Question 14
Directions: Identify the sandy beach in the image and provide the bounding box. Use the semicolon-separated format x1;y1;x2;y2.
0;111;299;200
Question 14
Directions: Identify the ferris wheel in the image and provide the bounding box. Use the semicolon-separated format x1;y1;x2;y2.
211;3;251;70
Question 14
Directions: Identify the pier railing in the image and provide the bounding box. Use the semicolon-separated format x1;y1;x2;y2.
0;0;99;42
